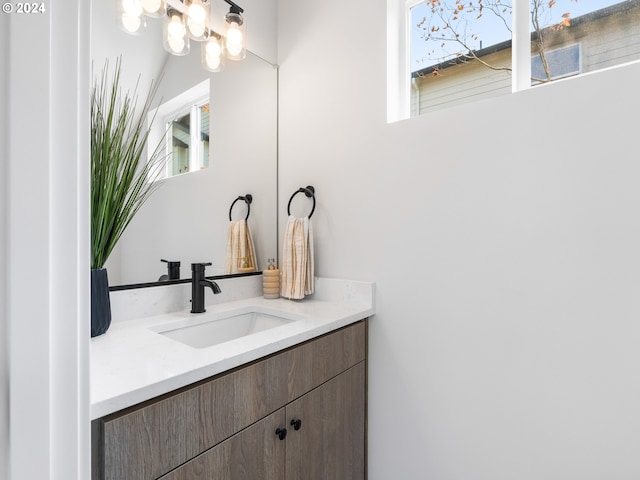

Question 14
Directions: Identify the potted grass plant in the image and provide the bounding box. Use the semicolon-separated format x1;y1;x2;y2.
91;57;168;337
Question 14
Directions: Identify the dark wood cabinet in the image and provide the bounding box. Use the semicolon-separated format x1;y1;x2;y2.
286;362;366;480
92;320;367;480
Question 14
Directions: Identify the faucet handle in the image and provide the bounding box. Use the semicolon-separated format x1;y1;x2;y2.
191;262;212;273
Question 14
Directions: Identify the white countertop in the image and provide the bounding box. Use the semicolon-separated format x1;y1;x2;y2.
91;279;375;420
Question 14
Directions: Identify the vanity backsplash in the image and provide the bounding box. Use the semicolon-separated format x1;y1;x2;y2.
108;275;375;324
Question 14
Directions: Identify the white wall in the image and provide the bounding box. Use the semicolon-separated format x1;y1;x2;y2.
3;2;90;479
277;0;640;478
91;0;168;100
0;11;8;480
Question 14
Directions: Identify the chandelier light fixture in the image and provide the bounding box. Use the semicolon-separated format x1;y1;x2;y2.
118;0;246;72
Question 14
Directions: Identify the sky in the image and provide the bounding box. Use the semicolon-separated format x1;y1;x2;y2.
411;0;628;72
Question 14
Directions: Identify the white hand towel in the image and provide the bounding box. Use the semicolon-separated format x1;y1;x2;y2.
225;220;258;274
280;216;314;300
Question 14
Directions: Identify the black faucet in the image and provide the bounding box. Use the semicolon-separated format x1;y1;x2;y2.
190;263;221;313
159;259;181;281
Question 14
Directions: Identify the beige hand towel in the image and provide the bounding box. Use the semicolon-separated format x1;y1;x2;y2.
225;220;258;274
280;216;314;300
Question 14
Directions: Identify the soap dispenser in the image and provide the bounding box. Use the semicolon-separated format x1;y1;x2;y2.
263;258;280;299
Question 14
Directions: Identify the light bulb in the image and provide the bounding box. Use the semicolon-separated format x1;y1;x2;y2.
188;3;206;24
141;0;164;16
141;0;159;12
202;38;224;71
121;0;143;16
186;1;209;41
226;41;242;57
188;22;206;38
168;16;185;38
206;40;221;57
206;54;221;70
121;12;142;32
164;12;190;54
226;23;242;44
223;11;245;60
168;36;185;53
226;23;243;56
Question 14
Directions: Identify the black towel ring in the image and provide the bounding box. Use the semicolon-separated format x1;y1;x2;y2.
228;194;252;221
287;186;316;219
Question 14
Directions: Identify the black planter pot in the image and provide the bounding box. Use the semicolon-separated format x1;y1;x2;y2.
91;268;112;337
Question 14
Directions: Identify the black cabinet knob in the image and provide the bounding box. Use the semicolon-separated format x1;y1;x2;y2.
290;418;302;431
275;427;287;440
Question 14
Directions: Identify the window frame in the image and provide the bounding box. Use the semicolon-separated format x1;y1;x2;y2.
163;98;209;177
394;0;524;121
148;79;210;180
398;0;640;120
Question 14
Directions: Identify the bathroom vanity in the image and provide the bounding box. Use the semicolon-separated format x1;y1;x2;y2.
90;278;374;480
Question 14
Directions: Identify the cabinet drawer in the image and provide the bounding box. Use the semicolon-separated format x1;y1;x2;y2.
94;321;366;480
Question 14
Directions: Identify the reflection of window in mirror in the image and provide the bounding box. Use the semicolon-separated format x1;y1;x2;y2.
148;79;210;179
167;101;210;176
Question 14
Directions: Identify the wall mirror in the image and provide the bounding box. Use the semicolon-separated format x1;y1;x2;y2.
91;0;278;287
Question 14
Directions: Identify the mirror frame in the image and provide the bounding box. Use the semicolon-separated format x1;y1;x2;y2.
109;270;262;292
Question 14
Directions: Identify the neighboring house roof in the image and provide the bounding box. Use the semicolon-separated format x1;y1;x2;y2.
412;0;640;78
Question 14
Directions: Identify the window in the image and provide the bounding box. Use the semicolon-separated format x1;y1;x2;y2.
149;79;210;179
404;0;640;117
531;44;580;84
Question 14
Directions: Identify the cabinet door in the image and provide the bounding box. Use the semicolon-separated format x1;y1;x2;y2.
98;353;289;480
286;362;366;480
159;409;287;480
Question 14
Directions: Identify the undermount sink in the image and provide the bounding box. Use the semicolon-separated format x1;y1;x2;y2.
149;306;305;349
